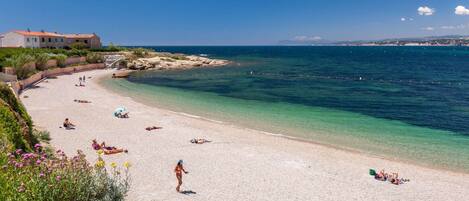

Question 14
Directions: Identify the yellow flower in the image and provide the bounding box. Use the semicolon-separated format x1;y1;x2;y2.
123;161;131;168
95;160;105;168
97;150;104;156
110;162;117;168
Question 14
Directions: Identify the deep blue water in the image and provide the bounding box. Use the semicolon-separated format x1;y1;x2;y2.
127;46;469;136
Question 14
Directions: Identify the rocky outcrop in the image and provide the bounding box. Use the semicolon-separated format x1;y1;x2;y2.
126;54;229;71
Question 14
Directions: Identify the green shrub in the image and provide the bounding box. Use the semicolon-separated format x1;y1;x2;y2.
34;53;50;70
86;52;103;63
0;148;130;201
70;42;88;50
0;84;35;152
66;49;89;57
131;48;152;58
4;54;36;80
52;54;67;67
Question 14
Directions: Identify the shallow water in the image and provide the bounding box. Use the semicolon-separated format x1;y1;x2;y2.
102;46;469;172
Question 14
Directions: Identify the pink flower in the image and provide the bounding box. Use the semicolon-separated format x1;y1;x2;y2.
56;175;61;181
39;172;45;178
36;160;42;165
15;162;23;168
15;149;23;155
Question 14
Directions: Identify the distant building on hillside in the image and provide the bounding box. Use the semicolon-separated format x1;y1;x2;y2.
0;30;101;49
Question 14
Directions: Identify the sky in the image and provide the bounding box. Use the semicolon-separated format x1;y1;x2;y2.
1;0;469;45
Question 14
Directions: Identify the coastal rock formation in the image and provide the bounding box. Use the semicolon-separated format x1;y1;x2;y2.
125;54;229;70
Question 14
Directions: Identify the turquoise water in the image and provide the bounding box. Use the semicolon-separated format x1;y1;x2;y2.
102;46;469;172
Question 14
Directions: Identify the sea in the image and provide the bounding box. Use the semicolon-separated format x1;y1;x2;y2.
101;46;469;172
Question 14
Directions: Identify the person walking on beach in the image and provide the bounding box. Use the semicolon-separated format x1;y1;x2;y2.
174;160;188;192
83;75;86;83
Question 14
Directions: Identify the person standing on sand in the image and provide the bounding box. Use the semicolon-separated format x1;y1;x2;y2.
174;160;188;192
79;76;82;85
83;75;86;83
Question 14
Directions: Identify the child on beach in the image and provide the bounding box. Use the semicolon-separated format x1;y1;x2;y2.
175;160;188;192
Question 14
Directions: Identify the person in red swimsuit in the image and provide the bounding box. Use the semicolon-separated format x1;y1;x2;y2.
174;160;188;192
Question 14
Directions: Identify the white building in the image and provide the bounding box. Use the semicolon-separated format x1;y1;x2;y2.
0;30;66;48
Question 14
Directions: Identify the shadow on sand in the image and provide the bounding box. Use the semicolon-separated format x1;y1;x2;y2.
180;190;196;195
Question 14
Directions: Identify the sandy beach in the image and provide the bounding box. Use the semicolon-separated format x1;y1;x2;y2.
20;69;469;201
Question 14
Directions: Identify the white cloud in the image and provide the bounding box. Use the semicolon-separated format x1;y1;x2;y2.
401;17;406;21
422;27;435;31
440;24;467;29
440;26;456;29
441;25;456;29
455;6;469;15
293;36;322;41
418;6;435;16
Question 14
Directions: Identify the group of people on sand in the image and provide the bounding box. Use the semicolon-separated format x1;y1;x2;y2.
372;169;409;185
66;74;205;194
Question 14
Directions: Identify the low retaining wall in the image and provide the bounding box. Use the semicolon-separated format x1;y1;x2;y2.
8;63;105;96
65;57;86;66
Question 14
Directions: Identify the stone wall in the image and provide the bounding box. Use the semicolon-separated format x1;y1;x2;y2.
65;56;86;65
2;57;86;75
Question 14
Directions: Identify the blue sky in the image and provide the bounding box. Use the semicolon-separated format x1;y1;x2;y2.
1;0;469;45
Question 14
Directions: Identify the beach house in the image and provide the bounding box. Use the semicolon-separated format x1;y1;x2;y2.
63;33;101;48
0;30;101;49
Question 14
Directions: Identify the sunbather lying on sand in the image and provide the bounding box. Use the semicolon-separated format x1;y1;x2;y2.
74;99;91;103
62;118;75;129
146;126;163;131
92;139;128;155
190;138;211;144
115;112;129;118
372;169;409;185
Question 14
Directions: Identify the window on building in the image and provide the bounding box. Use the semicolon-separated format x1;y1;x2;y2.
27;38;30;42
84;40;88;44
55;38;58;42
61;38;63;42
76;39;79;42
48;38;51;42
42;38;45;42
34;38;37;42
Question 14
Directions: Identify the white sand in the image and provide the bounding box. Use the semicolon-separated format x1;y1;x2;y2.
21;69;469;201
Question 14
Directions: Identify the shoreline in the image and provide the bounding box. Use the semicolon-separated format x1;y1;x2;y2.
100;72;469;175
21;69;469;201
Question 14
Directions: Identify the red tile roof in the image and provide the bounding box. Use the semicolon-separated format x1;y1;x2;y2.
14;30;63;37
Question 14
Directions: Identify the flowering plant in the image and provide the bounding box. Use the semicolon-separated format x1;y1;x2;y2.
0;144;130;201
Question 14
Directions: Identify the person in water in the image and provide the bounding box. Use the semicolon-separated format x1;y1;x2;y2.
91;139;128;154
174;160;188;192
63;118;75;129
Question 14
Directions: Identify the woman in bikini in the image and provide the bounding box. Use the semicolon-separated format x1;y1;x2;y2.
91;139;128;154
174;160;188;192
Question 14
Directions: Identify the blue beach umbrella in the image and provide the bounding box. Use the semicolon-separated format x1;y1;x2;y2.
114;106;127;116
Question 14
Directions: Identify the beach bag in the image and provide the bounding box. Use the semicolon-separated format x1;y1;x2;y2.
369;169;376;176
